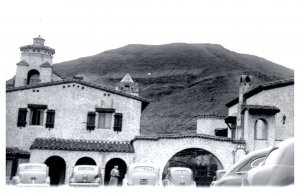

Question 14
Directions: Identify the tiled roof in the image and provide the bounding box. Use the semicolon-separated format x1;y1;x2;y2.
52;70;66;79
40;62;52;67
196;114;225;119
16;61;29;66
134;133;245;144
30;138;134;153
241;104;280;115
6;79;150;111
226;78;294;107
20;44;55;54
6;147;30;155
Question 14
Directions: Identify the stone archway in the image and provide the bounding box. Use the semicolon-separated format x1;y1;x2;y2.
27;69;40;85
162;148;223;187
104;158;127;186
45;156;66;186
75;157;97;166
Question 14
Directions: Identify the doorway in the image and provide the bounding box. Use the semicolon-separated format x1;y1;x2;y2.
45;156;66;186
104;158;127;186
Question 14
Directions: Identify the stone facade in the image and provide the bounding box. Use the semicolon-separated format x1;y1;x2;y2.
6;81;144;151
227;78;294;152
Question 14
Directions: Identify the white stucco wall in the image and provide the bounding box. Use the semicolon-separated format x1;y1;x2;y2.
245;85;294;141
6;82;143;151
196;118;227;136
133;137;241;179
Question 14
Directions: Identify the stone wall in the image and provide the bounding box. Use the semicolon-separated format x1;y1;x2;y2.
6;82;142;151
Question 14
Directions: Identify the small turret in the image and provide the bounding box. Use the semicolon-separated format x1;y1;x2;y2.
116;73;139;96
14;36;55;87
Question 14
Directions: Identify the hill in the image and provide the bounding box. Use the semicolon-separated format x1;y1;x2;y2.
53;43;294;134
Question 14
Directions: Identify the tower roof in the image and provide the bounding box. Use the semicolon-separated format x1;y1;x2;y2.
120;73;134;84
20;36;55;55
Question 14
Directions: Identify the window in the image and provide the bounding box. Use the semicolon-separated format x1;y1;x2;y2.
98;113;112;129
87;112;96;130
45;110;55;128
6;160;13;177
254;119;268;140
114;113;123;132
96;108;115;129
30;108;44;125
28;104;47;126
250;157;265;167
17;108;27;127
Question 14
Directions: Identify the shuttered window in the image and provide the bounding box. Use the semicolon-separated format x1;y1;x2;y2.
114;113;123;132
17;108;27;127
87;112;96;130
45;110;55;128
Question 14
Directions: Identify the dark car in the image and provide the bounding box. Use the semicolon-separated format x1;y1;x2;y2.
242;138;294;186
211;147;270;187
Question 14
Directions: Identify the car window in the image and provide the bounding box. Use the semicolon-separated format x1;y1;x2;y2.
134;166;154;172
250;157;265;167
174;170;189;174
77;167;95;171
24;166;44;171
239;156;265;172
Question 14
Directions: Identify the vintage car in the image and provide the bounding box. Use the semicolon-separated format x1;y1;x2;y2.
12;163;50;187
242;138;294;186
210;147;271;187
69;165;102;187
163;167;196;187
122;162;160;186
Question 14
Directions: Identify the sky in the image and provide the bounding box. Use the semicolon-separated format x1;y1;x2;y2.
0;0;299;193
0;0;299;81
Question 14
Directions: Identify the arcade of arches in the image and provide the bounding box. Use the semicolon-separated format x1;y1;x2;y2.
30;137;244;186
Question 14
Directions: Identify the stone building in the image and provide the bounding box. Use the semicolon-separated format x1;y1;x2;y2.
6;37;294;186
6;37;150;185
225;74;294;153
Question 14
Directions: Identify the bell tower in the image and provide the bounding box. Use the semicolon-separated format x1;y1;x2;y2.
14;36;55;87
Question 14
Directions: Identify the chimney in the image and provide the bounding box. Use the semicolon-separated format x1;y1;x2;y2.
235;74;252;140
73;75;84;81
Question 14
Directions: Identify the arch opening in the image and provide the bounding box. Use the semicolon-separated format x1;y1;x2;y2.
162;148;223;187
27;69;40;85
104;158;127;186
75;157;96;166
44;156;66;186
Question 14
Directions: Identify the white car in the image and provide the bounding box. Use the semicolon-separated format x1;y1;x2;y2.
12;163;50;187
123;162;160;186
163;167;196;187
69;165;102;187
242;138;294;186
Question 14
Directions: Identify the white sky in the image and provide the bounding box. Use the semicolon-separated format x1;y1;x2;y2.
0;0;299;81
0;0;300;193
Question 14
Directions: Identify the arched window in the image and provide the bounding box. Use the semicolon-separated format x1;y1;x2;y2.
254;118;268;140
27;69;40;85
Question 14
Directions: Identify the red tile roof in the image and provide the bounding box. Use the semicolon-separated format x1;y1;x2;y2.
30;138;134;153
134;133;245;144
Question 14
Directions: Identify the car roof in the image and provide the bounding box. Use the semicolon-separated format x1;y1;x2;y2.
19;163;47;167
